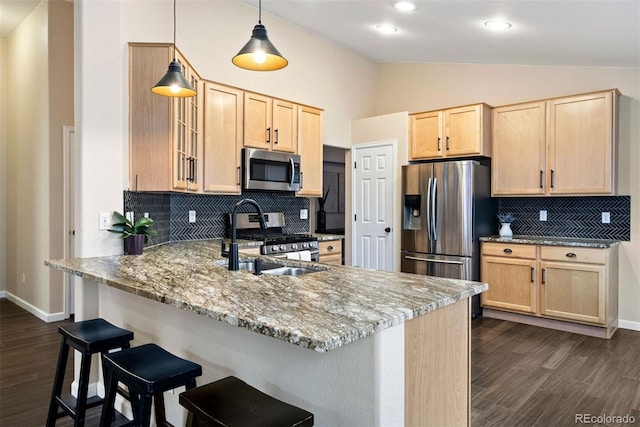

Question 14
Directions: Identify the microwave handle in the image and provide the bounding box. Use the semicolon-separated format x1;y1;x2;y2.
289;157;295;187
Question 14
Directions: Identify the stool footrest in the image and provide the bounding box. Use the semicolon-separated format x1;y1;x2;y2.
54;394;103;419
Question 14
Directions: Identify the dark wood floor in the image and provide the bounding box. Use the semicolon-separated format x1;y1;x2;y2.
1;298;639;426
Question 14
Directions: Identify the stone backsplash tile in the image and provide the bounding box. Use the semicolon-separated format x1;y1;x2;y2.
498;196;630;241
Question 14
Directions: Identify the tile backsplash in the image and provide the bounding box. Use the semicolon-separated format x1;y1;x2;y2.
498;196;630;241
123;191;310;247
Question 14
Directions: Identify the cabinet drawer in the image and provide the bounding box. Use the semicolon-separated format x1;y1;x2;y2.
540;246;606;264
482;242;536;259
318;240;342;256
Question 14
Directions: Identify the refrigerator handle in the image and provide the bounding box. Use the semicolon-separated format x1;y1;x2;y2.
426;177;433;240
432;177;438;241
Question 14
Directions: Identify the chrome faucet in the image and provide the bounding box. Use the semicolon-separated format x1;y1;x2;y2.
228;199;267;271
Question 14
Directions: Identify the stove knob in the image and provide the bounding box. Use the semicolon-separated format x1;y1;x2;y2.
312;241;318;248
280;245;286;250
271;246;278;252
292;244;298;250
302;242;309;249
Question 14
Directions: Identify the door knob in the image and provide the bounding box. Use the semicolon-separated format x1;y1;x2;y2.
385;227;391;233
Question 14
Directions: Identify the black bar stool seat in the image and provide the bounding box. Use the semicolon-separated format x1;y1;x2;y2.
47;318;134;427
179;376;314;427
100;343;202;427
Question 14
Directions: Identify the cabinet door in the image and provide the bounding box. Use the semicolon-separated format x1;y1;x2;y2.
185;65;201;192
410;111;442;159
297;106;323;197
444;105;482;157
203;82;243;194
548;91;616;195
319;240;342;265
481;256;537;313
272;100;297;153
492;102;546;196
244;92;272;149
540;261;605;324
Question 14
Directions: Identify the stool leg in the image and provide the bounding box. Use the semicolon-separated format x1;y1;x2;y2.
73;349;93;427
46;336;70;427
132;392;153;427
99;366;117;427
153;392;166;427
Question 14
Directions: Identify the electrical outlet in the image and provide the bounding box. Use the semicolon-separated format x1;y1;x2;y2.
144;212;150;218
21;273;26;285
300;209;308;220
126;211;134;223
539;210;547;221
99;212;110;230
602;212;611;224
188;210;196;223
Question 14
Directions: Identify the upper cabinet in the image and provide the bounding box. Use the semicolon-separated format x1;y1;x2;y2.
409;103;492;161
202;81;244;194
244;93;297;153
297;106;324;197
129;43;202;192
492;89;619;196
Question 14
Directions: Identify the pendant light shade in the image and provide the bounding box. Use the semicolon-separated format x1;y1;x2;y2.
151;0;196;97
232;1;288;71
151;59;197;97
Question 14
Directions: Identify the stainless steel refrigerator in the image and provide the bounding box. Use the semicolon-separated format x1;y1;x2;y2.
401;160;497;317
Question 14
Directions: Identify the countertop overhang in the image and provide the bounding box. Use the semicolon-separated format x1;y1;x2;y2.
46;240;486;352
480;235;620;248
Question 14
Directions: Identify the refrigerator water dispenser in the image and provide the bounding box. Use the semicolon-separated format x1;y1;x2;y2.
403;194;422;230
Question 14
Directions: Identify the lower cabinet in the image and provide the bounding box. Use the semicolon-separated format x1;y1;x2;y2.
318;239;343;265
481;242;618;336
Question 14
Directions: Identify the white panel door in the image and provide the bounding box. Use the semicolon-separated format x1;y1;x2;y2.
353;142;395;271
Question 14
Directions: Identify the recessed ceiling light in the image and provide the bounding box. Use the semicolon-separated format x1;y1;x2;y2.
376;23;398;34
394;2;416;12
485;20;512;30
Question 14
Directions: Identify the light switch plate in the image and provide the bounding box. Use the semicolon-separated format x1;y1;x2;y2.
300;209;308;220
189;210;196;223
539;210;547;221
99;212;110;230
602;212;611;224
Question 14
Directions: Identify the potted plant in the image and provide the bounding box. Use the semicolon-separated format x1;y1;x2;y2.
497;213;514;238
108;211;157;255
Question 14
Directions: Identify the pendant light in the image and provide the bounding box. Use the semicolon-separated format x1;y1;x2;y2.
151;0;196;97
232;0;288;71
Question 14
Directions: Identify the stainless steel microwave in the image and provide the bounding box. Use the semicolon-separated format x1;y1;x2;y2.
243;148;301;192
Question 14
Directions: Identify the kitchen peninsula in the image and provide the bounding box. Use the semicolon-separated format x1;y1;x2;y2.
46;240;486;426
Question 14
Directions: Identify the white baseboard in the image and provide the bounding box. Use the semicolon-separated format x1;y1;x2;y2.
0;290;5;298
618;319;640;331
2;292;67;322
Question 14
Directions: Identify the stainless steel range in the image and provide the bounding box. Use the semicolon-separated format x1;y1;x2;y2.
228;212;319;261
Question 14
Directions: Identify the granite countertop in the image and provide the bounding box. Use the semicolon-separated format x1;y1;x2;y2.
313;233;344;241
480;235;620;248
45;240;486;353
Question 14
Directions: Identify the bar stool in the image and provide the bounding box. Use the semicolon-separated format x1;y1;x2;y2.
100;343;202;427
179;376;314;427
46;318;134;427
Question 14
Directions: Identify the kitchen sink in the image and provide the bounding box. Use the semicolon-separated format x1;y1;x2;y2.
216;259;324;276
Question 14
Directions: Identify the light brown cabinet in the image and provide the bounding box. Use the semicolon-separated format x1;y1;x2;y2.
318;239;342;265
202;81;243;194
492;90;619;196
481;242;618;338
244;93;297;153
409;104;491;161
297;105;324;197
129;43;203;192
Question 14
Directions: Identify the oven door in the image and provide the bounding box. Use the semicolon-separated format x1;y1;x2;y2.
243;148;301;192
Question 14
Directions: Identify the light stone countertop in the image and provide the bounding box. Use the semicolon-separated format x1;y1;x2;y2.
480;235;620;248
46;240;486;352
313;233;344;241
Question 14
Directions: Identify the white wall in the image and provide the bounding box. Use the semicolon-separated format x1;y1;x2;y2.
0;37;6;294
374;63;640;326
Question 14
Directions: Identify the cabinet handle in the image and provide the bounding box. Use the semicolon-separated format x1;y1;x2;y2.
446;136;450;150
542;268;546;284
503;248;513;253
327;246;334;251
266;127;271;144
531;267;535;283
437;137;441;151
550;169;555;188
539;170;544;189
566;252;577;258
300;171;303;189
236;166;241;186
274;128;279;144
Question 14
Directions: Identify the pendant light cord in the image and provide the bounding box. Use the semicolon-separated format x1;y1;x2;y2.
172;0;177;61
258;0;262;24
